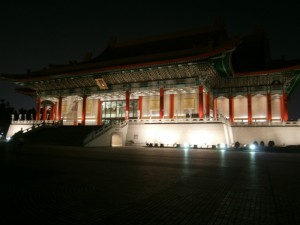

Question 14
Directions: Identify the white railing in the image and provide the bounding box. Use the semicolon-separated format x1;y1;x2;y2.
128;117;225;124
127;117;300;127
12;120;63;136
11;120;61;125
232;120;300;126
83;125;112;145
118;120;128;128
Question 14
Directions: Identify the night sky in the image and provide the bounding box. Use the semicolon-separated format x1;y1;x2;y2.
1;1;300;118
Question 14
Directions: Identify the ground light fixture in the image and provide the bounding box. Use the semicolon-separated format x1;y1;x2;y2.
183;143;189;150
220;143;226;150
249;144;256;150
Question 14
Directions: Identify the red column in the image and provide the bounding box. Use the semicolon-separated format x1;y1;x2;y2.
170;94;174;119
125;91;130;120
229;95;234;124
97;99;102;126
42;106;47;121
267;93;272;122
247;94;252;124
280;95;283;120
58;96;62;120
283;92;288;121
50;106;54;121
82;95;87;125
281;92;288;122
138;96;143;119
213;97;218;119
198;86;204;118
53;102;57;120
36;97;41;121
159;88;164;119
206;92;210;117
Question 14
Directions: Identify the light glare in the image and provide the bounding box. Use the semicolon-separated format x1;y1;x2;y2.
249;144;256;150
220;143;226;149
183;143;189;148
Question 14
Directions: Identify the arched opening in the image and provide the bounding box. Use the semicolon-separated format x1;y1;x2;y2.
111;132;123;146
41;100;55;121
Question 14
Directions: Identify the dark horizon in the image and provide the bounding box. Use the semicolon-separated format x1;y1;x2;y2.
1;1;300;117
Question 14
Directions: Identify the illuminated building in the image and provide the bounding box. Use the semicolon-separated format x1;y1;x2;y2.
2;23;300;147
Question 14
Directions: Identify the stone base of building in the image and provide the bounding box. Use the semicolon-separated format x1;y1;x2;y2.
6;121;300;147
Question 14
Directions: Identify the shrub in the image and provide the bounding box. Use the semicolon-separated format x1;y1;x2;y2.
234;141;240;148
268;140;275;147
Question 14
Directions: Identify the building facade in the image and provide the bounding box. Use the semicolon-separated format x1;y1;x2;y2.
3;24;300;146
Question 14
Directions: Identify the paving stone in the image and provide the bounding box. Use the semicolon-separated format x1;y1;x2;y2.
0;146;300;224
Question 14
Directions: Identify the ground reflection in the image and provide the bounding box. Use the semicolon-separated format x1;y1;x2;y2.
220;149;226;167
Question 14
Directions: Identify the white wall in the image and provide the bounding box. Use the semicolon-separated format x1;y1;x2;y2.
143;96;159;117
234;95;248;119
232;126;300;146
252;95;267;119
7;121;300;147
127;123;300;147
271;95;281;120
217;97;229;118
126;123;227;146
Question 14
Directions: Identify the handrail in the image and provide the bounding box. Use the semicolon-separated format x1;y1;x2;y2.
83;125;112;145
11;120;62;125
83;121;128;145
116;120;128;128
13;120;63;137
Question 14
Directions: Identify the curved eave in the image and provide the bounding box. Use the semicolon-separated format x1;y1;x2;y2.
15;88;36;97
4;42;237;82
235;64;300;97
212;50;235;77
286;74;300;97
235;64;300;77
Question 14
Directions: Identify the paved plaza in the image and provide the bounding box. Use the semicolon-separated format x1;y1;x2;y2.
1;144;300;225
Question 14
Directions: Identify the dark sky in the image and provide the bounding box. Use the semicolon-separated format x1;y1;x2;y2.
1;1;300;118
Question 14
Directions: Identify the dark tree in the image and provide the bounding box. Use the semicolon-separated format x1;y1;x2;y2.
0;99;17;138
268;140;275;147
0;99;36;138
234;141;240;148
18;107;36;121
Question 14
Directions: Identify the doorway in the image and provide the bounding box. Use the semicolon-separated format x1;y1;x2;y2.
111;132;123;146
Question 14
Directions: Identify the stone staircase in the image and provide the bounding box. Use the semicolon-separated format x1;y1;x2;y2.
23;125;100;146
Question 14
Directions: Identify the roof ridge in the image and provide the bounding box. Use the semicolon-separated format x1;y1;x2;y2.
235;64;300;76
110;25;226;49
